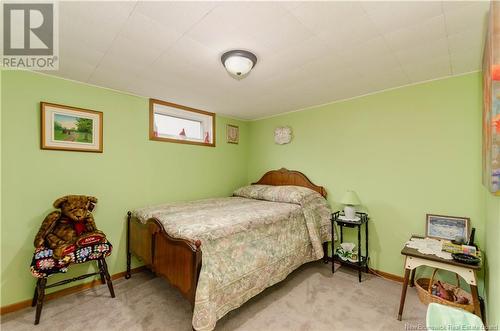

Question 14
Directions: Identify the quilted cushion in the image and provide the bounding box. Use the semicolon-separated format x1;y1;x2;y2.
30;241;112;278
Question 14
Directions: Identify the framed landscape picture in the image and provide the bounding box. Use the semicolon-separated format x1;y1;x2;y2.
226;124;239;144
426;214;470;242
41;102;103;152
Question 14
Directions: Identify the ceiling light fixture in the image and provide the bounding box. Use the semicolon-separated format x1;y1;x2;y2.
221;50;257;79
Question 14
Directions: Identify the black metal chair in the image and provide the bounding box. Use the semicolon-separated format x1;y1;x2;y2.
30;243;115;325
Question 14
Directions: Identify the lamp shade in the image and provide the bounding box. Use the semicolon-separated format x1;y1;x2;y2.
340;190;361;206
224;56;254;76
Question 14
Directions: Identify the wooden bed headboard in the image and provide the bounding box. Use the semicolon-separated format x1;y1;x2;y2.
252;168;327;198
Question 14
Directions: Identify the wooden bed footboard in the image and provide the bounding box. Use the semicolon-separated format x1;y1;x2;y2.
126;212;202;306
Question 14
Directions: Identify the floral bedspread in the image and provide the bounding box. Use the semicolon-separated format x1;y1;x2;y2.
132;185;332;331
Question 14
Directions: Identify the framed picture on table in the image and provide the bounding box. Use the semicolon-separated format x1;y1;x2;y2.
425;214;470;241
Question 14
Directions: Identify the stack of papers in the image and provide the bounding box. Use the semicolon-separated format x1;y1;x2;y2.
405;237;453;260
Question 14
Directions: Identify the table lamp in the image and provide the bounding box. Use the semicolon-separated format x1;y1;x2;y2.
341;190;361;219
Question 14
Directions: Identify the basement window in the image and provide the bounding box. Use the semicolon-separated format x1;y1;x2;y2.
149;99;215;147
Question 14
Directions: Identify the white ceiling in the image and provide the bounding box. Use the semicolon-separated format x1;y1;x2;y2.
52;1;491;120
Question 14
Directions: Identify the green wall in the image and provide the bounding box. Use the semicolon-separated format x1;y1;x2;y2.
484;189;500;326
248;73;485;285
2;70;498;326
0;70;249;306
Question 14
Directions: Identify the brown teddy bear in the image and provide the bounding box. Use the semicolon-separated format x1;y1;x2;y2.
34;195;106;260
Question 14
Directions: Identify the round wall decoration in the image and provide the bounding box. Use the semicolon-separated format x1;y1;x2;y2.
274;127;292;145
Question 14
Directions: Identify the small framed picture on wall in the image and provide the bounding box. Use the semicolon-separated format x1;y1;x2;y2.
226;124;239;144
425;214;470;241
41;102;103;152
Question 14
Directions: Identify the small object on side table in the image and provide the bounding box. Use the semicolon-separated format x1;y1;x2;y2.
340;190;362;219
330;211;369;282
452;253;480;265
398;236;483;323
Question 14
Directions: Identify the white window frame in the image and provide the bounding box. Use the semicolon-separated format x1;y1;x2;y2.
149;99;215;147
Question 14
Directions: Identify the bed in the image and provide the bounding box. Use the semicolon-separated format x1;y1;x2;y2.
125;168;332;330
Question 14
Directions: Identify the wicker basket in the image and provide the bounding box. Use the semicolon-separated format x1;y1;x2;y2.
415;268;474;312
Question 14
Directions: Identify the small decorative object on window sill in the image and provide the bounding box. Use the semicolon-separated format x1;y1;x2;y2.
340;190;361;220
274;126;292;145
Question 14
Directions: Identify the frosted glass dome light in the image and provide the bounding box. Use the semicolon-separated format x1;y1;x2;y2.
221;50;257;79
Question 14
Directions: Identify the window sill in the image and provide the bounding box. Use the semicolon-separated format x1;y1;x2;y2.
149;135;216;147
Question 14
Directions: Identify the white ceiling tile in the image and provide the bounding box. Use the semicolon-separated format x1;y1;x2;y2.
289;3;381;52
185;3;266;54
383;15;447;51
443;1;490;35
60;1;136;29
59;38;105;68
450;48;482;74
402;55;451;82
247;13;314;54
317;14;382;52
53;59;96;83
45;1;490;119
134;1;217;34
447;27;485;54
159;37;219;71
356;55;405;77
59;18;119;55
93;36;164;78
335;36;405;79
297;55;352;80
87;65;136;92
367;67;411;91
338;36;393;59
441;1;479;13
364;1;443;33
280;2;302;12
395;38;449;64
119;11;182;52
256;36;334;81
59;1;135;52
290;2;366;32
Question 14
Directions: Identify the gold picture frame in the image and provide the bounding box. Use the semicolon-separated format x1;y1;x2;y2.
226;124;239;144
41;102;103;153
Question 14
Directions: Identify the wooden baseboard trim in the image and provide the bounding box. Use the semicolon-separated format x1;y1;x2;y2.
368;267;404;283
1;264;404;316
0;266;146;315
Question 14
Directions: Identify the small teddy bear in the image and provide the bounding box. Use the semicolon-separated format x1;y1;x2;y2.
34;195;106;260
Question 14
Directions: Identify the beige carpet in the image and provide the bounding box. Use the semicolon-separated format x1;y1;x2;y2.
1;262;426;331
